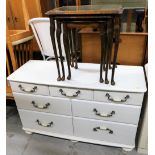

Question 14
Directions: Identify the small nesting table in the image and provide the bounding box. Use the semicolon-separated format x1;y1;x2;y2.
46;5;123;85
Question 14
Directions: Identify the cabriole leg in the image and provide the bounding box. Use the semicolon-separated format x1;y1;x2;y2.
56;20;65;81
111;16;121;85
99;22;106;83
63;23;71;80
74;28;79;69
50;17;61;81
105;19;112;84
108;18;114;69
68;29;74;68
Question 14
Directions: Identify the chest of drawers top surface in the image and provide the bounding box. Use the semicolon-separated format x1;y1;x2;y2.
7;60;146;93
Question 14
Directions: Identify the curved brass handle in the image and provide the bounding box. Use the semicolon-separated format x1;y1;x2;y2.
93;108;115;117
59;89;80;97
36;120;53;127
105;93;130;103
93;126;113;134
18;85;37;93
31;101;50;109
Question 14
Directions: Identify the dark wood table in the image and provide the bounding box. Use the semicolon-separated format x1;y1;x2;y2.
46;5;123;85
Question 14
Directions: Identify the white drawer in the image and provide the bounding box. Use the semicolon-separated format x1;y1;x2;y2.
10;82;49;96
72;100;141;125
18;110;73;136
73;117;137;146
14;93;72;116
50;87;93;100
94;91;144;106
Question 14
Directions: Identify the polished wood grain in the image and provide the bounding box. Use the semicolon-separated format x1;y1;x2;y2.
8;0;25;29
81;28;147;65
6;0;14;29
46;5;123;15
6;25;17;99
9;30;32;42
25;0;42;18
6;24;34;100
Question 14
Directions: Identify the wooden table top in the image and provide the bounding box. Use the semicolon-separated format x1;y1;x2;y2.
46;5;123;16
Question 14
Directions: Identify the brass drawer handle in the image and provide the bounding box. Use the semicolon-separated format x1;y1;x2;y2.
93;126;113;134
18;84;37;93
31;101;50;109
59;89;80;97
36;120;53;127
105;93;130;103
93;108;115;117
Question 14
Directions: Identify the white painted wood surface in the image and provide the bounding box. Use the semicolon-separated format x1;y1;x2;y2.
18;109;73;136
14;93;72;115
72;99;141;124
73;117;137;146
7;60;147;93
138;64;148;154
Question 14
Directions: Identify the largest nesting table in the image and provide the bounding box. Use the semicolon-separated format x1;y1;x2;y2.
46;5;123;85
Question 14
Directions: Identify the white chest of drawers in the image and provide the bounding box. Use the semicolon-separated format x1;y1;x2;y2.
7;60;147;151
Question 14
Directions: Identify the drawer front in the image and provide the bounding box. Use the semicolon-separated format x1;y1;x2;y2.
18;110;73;136
72;100;141;124
94;91;144;106
50;87;93;100
14;93;72;116
73;117;137;146
10;82;49;96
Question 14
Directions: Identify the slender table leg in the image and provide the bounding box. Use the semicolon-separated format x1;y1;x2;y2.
102;22;107;72
63;23;71;80
68;29;74;68
50;17;61;81
78;29;82;62
99;22;106;83
105;19;112;84
56;20;65;81
111;16;121;85
74;28;79;69
108;18;114;69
